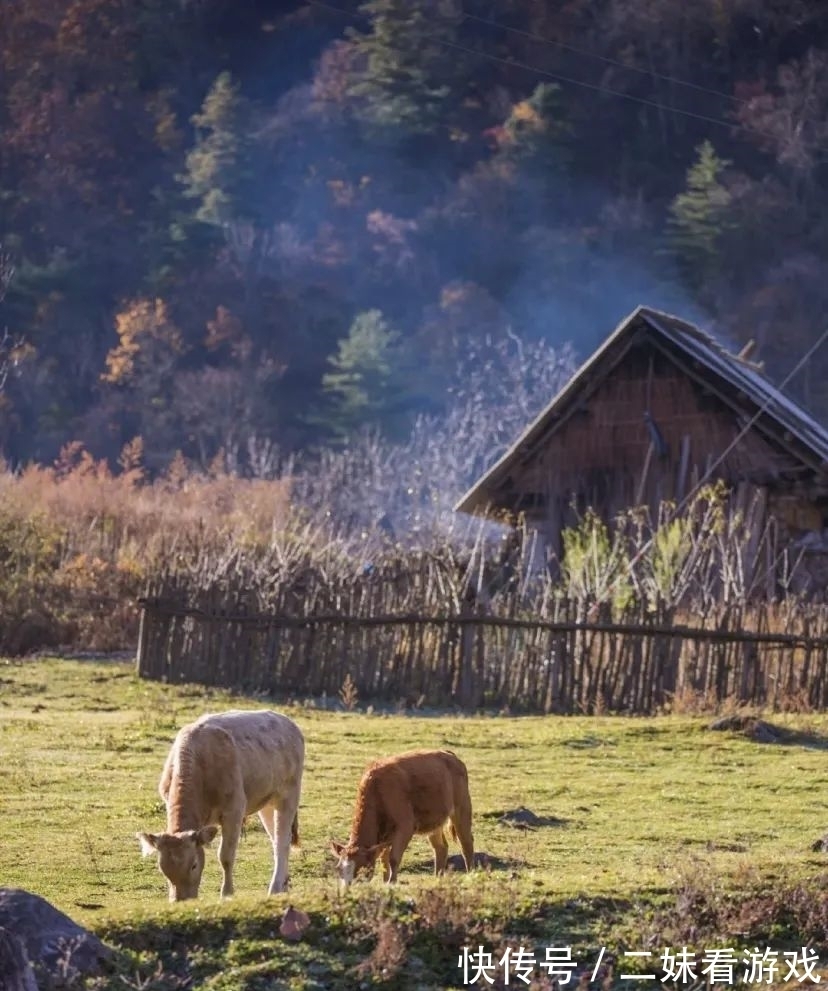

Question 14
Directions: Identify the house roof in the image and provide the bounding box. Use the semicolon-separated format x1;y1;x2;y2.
454;305;828;516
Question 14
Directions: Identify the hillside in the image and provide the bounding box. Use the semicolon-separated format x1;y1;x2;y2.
2;1;828;473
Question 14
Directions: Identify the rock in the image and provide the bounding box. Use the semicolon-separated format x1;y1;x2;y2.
0;889;114;985
708;715;783;743
279;905;310;941
811;834;828;853
484;806;566;829
446;851;507;871
0;927;37;991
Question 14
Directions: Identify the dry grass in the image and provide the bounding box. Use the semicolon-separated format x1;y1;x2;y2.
0;442;293;653
3;441;828;725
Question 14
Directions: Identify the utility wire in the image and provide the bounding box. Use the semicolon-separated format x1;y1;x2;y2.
305;0;828;601
305;0;828;157
597;321;828;606
461;7;751;107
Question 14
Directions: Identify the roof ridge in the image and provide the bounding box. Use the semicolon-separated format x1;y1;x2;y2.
455;305;828;516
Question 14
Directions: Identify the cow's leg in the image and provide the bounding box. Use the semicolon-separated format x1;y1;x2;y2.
386;820;414;884
450;795;475;872
217;809;244;898
258;802;277;845
428;827;449;875
266;789;299;894
380;845;392;882
257;802;282;895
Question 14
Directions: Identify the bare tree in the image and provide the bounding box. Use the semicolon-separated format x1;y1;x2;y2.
289;332;577;550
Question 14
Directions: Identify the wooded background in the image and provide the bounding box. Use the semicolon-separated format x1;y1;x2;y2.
2;1;828;473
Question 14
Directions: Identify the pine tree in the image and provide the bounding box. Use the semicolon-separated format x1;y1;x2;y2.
181;72;260;227
667;141;734;289
320;309;412;440
346;0;464;139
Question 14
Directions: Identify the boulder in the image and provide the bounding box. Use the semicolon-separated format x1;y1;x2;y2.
708;715;783;743
0;927;37;991
0;889;113;986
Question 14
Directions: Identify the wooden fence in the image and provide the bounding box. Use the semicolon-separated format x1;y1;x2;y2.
136;573;828;714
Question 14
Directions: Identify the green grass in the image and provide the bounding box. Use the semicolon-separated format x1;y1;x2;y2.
3;658;828;989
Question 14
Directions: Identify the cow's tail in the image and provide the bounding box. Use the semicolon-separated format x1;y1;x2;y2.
291;810;301;851
449;823;458;842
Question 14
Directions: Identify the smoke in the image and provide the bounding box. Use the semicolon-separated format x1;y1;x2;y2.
178;13;716;541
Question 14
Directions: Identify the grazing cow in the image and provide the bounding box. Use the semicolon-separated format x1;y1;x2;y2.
136;709;304;902
331;749;474;887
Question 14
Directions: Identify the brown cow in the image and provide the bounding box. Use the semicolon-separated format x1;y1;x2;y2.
331;749;474;886
136;709;304;901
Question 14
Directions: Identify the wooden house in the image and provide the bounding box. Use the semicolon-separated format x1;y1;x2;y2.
455;306;828;588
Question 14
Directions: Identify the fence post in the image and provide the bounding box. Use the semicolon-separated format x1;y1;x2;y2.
135;586;152;677
458;603;483;709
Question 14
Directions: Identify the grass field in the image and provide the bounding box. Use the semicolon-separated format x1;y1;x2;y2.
3;657;828;989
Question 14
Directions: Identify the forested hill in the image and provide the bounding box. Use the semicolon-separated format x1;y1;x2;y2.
2;0;828;472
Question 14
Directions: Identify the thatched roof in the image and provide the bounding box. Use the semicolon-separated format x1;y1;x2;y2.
455;306;828;516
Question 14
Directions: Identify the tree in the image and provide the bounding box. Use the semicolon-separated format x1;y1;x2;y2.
0;251;15;393
735;50;828;199
293;331;577;541
667;141;733;293
496;83;570;175
320;309;413;441
101;298;187;465
102;298;184;388
344;0;466;141
181;71;264;228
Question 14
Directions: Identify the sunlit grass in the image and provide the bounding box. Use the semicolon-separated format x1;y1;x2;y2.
2;658;828;988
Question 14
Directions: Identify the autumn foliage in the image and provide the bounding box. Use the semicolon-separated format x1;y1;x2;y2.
2;0;828;468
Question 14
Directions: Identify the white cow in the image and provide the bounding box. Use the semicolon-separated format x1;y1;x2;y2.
136;709;304;901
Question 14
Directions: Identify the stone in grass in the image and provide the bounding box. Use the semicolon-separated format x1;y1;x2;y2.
446;851;508;871
279;905;310;941
708;714;784;744
0;927;38;991
0;889;114;986
483;806;567;830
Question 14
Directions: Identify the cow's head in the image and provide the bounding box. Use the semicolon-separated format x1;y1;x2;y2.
137;826;219;901
330;840;385;888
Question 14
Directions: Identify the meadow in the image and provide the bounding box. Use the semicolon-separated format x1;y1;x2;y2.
3;657;828;989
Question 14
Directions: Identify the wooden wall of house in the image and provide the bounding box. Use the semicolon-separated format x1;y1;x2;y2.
516;343;803;523
507;341;828;588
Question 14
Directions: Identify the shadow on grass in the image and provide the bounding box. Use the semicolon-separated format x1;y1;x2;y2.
94;889;636;991
781;728;828;751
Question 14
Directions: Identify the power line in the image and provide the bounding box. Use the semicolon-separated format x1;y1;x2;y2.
305;0;828;157
461;7;750;108
433;35;753;136
304;0;828;599
597;321;828;606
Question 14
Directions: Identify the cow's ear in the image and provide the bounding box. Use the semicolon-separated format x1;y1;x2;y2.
330;841;345;858
195;825;219;846
136;832;159;856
